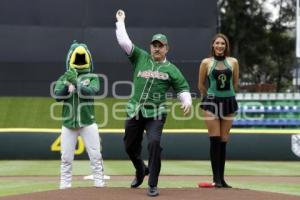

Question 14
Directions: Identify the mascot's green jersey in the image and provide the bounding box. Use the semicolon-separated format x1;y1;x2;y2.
54;41;100;128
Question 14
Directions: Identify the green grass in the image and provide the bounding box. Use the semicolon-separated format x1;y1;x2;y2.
0;160;299;197
233;182;300;197
0;97;57;128
1;160;299;176
0;180;58;196
0;97;205;129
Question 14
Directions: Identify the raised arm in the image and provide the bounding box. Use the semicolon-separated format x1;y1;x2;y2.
115;9;133;55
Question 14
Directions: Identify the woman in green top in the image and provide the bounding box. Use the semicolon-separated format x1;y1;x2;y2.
198;33;239;188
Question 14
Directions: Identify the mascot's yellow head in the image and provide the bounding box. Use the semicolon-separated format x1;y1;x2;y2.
66;41;93;73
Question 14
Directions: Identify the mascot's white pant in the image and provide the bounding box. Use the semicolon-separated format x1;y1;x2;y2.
60;123;104;189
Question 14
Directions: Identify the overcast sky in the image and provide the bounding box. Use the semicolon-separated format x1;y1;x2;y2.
263;0;280;21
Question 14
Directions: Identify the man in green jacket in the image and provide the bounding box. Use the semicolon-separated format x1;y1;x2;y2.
115;10;192;197
54;41;105;189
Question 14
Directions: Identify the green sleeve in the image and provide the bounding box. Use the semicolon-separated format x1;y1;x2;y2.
169;65;190;94
54;75;69;99
128;45;148;69
79;75;100;96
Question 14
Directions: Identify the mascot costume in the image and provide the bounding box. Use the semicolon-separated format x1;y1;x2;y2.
54;41;105;189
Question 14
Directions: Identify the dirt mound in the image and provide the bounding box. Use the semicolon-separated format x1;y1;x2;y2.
0;187;299;200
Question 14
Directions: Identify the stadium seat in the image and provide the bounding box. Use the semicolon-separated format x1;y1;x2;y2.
234;93;300;128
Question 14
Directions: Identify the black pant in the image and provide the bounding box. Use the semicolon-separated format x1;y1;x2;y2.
124;111;166;187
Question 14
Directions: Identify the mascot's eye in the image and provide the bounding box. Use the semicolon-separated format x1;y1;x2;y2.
74;53;87;65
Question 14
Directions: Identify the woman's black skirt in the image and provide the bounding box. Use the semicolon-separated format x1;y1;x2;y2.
200;95;238;118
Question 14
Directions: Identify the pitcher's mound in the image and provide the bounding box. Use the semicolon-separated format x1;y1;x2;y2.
0;187;299;200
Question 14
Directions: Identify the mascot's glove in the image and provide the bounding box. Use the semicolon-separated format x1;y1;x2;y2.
64;68;77;85
68;84;76;93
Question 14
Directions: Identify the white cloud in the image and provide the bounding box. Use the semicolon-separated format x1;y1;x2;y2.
263;0;280;21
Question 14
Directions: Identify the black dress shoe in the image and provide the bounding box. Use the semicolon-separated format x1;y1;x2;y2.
147;186;159;197
130;166;149;188
131;177;143;188
221;180;232;188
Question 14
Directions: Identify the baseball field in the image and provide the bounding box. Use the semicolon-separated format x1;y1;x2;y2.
0;160;299;200
1;0;299;199
0;97;299;199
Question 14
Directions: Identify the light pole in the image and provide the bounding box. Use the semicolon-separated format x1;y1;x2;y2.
216;0;221;33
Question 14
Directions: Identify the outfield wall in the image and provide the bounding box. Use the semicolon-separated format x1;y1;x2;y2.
0;0;217;96
1;131;299;160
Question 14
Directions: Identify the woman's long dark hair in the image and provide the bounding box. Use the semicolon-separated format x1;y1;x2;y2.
210;33;230;57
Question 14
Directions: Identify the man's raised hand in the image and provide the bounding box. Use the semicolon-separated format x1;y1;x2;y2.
116;9;125;22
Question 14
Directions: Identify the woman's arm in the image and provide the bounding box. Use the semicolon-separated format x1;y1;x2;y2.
198;59;208;97
232;58;239;92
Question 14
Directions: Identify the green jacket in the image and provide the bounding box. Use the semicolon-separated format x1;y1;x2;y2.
127;45;190;118
54;42;99;128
